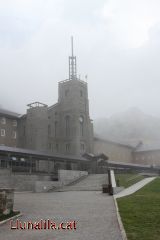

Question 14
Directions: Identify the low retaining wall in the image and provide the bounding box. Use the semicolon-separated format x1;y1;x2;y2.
110;170;124;194
0;169;51;191
0;169;88;192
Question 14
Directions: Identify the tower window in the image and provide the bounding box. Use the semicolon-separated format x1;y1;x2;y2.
55;143;59;152
79;116;84;137
54;121;58;137
48;125;51;136
80;90;83;97
65;115;70;137
81;143;85;152
66;143;70;153
23;126;26;136
65;89;69;97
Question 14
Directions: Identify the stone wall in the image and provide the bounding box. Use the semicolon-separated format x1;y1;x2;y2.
0;188;14;215
94;138;133;163
0;170;51;191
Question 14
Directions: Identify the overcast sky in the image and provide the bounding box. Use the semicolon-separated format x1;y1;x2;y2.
1;0;160;119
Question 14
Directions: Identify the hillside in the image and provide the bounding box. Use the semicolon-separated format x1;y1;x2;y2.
93;108;160;143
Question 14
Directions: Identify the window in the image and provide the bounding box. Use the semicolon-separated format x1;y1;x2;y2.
48;125;51;136
65;115;70;137
1;129;5;137
23;126;26;136
80;143;85;152
79;116;84;137
20;158;25;162
80;90;83;97
1;117;6;124
54;121;58;137
12;131;17;139
48;142;51;149
66;143;70;153
55;143;59;152
13;120;17;127
65;89;69;97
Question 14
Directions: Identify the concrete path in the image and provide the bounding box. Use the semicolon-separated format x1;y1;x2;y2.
114;177;156;199
0;191;122;240
59;174;108;191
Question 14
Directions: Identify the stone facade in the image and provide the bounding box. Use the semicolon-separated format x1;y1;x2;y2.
0;110;19;148
17;78;93;156
94;138;133;163
18;103;48;151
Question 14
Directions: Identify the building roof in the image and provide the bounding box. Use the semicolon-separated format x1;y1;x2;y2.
0;145;88;162
135;142;160;152
0;108;21;118
94;137;136;149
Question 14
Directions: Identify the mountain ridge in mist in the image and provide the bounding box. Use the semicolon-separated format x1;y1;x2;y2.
94;107;160;143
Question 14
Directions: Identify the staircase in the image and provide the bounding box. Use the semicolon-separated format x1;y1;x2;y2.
57;174;108;191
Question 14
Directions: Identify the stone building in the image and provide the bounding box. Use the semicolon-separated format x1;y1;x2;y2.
5;37;94;157
94;137;133;163
133;142;160;166
1;38;160;167
0;108;20;147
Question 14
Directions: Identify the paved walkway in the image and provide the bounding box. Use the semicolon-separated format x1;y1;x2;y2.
0;191;122;240
114;177;156;199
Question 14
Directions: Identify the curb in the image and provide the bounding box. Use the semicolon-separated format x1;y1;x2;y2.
0;213;22;226
113;196;128;240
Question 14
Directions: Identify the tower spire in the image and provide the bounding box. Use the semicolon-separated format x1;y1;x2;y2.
69;36;77;80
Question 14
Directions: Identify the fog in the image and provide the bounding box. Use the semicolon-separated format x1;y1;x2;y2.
1;0;160;119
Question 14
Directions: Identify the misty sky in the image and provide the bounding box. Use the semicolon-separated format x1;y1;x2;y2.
1;0;160;119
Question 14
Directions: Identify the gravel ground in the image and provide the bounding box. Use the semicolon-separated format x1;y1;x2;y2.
0;191;122;240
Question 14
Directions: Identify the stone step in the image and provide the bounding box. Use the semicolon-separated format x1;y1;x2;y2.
58;174;108;191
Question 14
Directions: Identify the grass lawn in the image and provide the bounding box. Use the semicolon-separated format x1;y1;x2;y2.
117;178;160;240
115;173;145;188
0;210;20;222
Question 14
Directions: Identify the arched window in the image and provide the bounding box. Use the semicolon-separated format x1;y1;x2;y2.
65;143;70;153
65;115;70;137
79;116;84;137
80;143;85;152
48;125;51;136
54;121;58;137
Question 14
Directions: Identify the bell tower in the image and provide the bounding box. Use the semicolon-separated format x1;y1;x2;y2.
49;37;93;156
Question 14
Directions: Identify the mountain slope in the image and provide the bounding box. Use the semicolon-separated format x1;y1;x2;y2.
94;108;160;143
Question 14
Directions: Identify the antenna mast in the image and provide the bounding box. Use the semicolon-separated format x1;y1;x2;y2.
69;36;77;80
